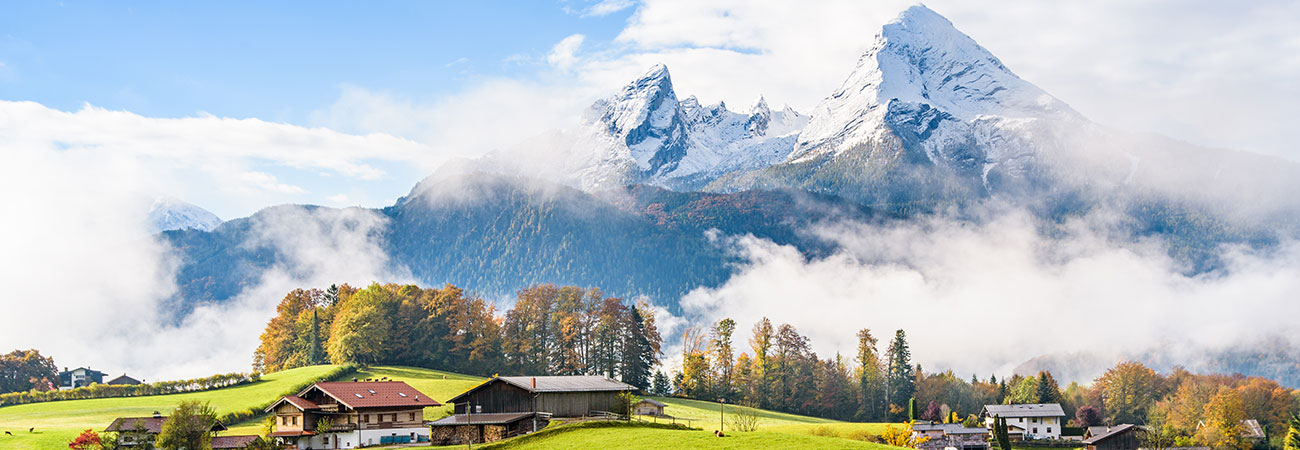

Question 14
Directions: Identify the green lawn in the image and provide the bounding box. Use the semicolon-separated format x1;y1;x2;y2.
644;396;841;429
0;365;339;450
464;421;905;450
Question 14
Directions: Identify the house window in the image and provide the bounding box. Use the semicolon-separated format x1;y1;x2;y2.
1048;427;1053;433
362;414;369;423
1033;427;1038;434
1032;418;1038;423
410;412;416;421
1018;418;1024;423
291;416;297;426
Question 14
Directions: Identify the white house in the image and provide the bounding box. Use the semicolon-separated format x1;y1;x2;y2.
981;403;1066;440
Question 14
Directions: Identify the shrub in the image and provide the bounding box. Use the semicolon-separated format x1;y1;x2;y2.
810;425;838;437
847;429;883;443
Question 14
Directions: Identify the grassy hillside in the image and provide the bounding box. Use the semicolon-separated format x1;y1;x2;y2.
0;365;339;450
467;421;904;450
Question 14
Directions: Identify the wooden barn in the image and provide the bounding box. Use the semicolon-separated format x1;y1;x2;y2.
633;398;667;416
1082;424;1140;450
444;375;635;418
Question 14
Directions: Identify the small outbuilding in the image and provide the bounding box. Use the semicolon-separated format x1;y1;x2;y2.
426;412;547;446
633;398;667;416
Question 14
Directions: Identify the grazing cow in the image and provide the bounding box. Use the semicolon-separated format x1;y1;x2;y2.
714;430;726;437
4;431;12;436
29;427;34;432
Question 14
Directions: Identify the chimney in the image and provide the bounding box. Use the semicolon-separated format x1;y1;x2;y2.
531;377;536;389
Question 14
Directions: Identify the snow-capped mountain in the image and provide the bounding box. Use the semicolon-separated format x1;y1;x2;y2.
148;198;221;233
478;4;1299;217
486;64;806;191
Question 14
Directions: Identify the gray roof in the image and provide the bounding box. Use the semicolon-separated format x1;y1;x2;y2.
914;423;989;435
636;398;667;407
497;376;636;393
1087;426;1111;438
1241;419;1265;439
1082;424;1137;445
982;403;1065;418
428;412;536;425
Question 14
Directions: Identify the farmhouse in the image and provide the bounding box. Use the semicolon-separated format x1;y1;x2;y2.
59;367;105;390
912;422;991;450
633;398;667;416
103;411;255;448
981;403;1066;440
1081;423;1140;450
266;380;440;449
444;375;636;418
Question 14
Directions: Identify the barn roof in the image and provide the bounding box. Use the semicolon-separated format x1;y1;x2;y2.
428;412;536;426
1081;424;1137;445
498;376;635;393
981;403;1065;418
447;375;636;404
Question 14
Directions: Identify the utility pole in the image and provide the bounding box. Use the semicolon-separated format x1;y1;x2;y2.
719;398;725;433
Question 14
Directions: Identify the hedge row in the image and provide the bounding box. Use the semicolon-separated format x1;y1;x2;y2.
0;372;259;407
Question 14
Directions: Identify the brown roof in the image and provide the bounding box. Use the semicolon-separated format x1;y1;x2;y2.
448;376;634;404
1082;424;1138;445
104;416;226;434
303;381;440;409
211;435;259;449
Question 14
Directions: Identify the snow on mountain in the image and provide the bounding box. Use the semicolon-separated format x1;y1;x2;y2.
486;64;807;191
148;198;221;233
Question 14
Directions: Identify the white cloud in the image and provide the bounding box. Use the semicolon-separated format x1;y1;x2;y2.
584;0;635;17
680;209;1300;380
0;100;427;378
547;34;586;71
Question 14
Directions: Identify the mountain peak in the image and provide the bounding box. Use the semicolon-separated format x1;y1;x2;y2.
792;4;1078;160
584;63;689;173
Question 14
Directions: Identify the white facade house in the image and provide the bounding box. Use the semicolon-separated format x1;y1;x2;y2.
982;403;1067;440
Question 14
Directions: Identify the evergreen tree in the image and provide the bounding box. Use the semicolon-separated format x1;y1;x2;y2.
619;306;659;390
993;416;1011;450
997;381;1008;404
887;329;916;418
1036;371;1061;404
652;370;670;396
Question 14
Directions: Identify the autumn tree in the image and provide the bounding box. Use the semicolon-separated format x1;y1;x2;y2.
1075;405;1103;427
327;283;399;365
1198;387;1248;450
854;328;887;421
1284;414;1300;450
67;429;107;450
0;349;57;393
749;318;775;408
1095;361;1162;424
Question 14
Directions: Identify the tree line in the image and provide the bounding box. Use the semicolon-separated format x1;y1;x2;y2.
655;317;1300;450
254;283;663;390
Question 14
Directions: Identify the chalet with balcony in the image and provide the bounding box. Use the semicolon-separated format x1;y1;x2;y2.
266;380;440;449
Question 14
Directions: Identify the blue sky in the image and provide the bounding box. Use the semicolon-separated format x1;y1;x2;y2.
1;1;631;123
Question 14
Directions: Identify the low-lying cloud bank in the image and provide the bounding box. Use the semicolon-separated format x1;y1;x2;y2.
680;208;1300;382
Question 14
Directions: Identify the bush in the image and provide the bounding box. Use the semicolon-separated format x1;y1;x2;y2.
847;429;883;443
727;405;760;432
810;425;838;437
